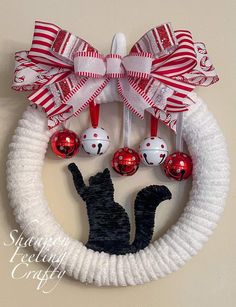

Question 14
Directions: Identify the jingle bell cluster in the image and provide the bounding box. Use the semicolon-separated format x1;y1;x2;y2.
50;125;193;181
49;101;193;181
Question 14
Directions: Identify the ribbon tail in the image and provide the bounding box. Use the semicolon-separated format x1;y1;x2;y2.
147;107;178;131
118;76;175;119
63;77;110;115
29;74;110;129
47;109;75;129
117;78;155;119
137;77;174;110
28;71;72;109
150;74;196;113
29;84;73;129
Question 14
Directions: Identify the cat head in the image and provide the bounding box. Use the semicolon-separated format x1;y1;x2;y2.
88;168;114;197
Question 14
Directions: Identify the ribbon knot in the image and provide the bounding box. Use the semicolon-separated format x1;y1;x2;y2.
106;54;124;78
12;21;219;129
73;52;153;79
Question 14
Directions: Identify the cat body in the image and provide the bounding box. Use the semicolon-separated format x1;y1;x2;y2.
68;163;171;255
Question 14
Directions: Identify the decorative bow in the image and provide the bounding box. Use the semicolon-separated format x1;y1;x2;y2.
12;21;219;129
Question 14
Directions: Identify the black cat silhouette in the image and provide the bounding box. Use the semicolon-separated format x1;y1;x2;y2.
68;163;172;255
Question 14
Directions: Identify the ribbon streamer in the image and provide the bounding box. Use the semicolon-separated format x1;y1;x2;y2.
12;21;219;129
89;100;100;128
110;33;132;148
150;115;159;137
123;105;131;148
176;112;184;152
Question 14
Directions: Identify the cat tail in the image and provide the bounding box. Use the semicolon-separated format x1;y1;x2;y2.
130;185;172;252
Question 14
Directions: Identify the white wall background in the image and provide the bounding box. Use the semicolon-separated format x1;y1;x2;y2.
0;0;235;306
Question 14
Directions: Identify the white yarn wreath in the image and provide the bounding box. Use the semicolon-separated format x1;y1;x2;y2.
6;96;229;287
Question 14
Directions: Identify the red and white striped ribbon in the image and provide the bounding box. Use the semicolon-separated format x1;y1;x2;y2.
12;21;219;129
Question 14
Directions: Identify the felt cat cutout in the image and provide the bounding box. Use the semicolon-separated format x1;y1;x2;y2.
68;163;172;255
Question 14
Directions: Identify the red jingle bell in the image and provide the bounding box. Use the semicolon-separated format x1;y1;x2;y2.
50;129;80;158
163;152;193;181
112;147;140;176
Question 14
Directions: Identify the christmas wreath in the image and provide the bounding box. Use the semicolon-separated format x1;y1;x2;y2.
6;21;229;286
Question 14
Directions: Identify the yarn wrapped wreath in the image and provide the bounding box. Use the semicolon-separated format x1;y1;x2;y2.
6;21;230;286
6;96;229;286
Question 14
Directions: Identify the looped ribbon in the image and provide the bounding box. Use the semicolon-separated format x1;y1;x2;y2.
12;21;219;129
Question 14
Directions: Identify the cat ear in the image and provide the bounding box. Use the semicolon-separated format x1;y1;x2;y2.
102;168;111;178
102;168;114;190
102;168;113;184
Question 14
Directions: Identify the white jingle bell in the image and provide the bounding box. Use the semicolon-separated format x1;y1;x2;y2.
81;127;110;156
139;136;168;166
